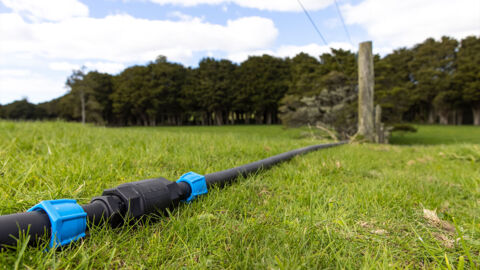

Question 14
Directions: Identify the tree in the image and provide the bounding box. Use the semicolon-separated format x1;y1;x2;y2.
66;68;88;124
287;53;321;96
111;65;151;125
57;93;78;121
84;71;115;124
234;60;255;124
1;99;38;119
147;58;187;125
375;48;415;123
279;48;358;135
456;36;480;125
279;70;357;138
193;58;236;125
3;35;475;127
409;37;458;123
180;67;204;124
237;55;290;124
37;98;62;120
65;69;113;124
318;48;357;84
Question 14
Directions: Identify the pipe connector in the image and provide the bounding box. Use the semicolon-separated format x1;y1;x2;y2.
177;172;208;202
28;199;86;248
100;177;189;222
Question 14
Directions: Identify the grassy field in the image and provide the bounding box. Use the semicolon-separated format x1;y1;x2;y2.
390;125;480;145
0;122;479;269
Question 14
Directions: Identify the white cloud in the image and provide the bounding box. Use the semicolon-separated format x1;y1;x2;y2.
48;61;126;74
0;69;67;104
0;9;279;103
167;11;201;21
149;0;225;6
342;0;480;49
227;49;274;63
0;69;32;77
323;18;340;29
233;0;333;12
148;0;333;12
0;0;88;22
0;13;278;63
227;42;355;63
84;62;126;74
48;62;79;72
276;42;354;57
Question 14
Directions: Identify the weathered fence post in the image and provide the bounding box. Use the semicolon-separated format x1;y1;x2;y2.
358;41;375;141
375;104;384;143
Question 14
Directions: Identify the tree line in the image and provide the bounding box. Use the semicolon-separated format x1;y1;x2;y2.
1;35;478;126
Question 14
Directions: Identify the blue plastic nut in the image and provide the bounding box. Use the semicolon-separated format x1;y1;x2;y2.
176;172;208;202
28;199;87;248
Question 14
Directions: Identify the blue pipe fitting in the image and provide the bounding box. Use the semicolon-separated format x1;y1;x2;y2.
176;172;208;202
28;199;87;248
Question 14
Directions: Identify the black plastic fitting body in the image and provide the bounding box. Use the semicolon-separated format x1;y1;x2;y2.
91;177;190;226
0;178;190;248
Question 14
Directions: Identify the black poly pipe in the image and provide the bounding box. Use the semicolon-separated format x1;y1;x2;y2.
0;211;51;248
205;141;347;187
0;201;117;248
0;141;347;249
0;181;191;249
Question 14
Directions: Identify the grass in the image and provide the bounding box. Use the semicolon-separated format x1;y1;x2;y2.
0;121;479;269
390;125;480;145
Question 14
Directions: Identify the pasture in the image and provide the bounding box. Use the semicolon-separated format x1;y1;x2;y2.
0;122;478;269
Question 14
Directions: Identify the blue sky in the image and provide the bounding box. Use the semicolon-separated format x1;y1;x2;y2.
79;0;366;51
0;0;478;104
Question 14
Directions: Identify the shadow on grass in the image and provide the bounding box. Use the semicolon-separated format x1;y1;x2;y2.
389;125;480;145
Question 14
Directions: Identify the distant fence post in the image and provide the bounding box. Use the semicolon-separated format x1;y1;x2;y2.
357;41;375;141
375;104;384;143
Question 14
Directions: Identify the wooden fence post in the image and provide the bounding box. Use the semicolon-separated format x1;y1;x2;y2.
358;41;375;141
375;104;384;143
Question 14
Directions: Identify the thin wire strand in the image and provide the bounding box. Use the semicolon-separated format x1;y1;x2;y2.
295;0;353;80
296;0;329;46
333;0;353;46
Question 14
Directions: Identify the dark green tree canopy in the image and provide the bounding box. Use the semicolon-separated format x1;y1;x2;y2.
2;35;479;126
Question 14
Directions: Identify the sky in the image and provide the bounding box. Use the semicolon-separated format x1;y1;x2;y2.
0;0;479;105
